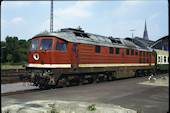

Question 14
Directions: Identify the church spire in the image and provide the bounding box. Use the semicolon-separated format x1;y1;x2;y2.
143;20;149;40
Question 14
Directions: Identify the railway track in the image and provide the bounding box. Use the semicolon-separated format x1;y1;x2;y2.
1;68;28;84
2;73;168;96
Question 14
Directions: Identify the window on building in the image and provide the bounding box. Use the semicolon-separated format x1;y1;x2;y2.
131;50;134;55
73;44;77;52
143;52;145;57
95;46;100;53
116;48;119;54
164;56;166;63
110;47;114;54
158;56;160;63
126;49;129;55
40;39;52;50
56;41;67;51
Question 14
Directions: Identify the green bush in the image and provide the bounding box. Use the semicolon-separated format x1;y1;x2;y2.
162;76;167;80
48;103;59;113
87;104;97;111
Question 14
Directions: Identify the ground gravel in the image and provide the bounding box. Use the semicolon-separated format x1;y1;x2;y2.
2;100;137;113
137;76;169;87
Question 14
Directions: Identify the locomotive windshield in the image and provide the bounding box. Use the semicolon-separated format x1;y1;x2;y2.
30;40;39;51
40;39;52;50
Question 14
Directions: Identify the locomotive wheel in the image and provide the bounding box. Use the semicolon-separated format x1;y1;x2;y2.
78;79;83;85
39;78;48;89
39;84;47;90
56;78;70;88
107;76;113;81
65;80;71;87
98;76;104;83
88;78;93;84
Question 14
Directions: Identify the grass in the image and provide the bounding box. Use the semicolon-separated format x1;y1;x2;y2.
4;109;10;113
162;76;167;80
48;103;59;113
87;104;97;111
1;63;27;69
148;75;156;83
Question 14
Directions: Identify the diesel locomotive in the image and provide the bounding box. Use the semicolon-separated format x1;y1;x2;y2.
26;28;158;89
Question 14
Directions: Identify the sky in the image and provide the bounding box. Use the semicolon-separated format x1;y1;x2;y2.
1;0;168;42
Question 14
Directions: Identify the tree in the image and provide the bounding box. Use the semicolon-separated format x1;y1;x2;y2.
7;54;13;65
1;36;32;65
1;41;7;63
5;36;20;62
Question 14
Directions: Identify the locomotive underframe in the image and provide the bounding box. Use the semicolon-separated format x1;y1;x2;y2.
26;65;155;89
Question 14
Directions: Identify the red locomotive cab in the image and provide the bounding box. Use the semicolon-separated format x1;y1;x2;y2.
27;37;54;67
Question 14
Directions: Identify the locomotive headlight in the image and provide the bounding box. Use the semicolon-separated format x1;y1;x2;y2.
33;53;39;60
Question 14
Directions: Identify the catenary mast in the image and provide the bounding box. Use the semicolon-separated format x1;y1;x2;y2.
50;0;53;33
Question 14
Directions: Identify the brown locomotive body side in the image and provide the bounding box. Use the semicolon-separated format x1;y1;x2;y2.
26;29;155;89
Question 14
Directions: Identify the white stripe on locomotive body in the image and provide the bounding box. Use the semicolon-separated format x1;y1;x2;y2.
79;63;155;67
27;64;71;68
27;63;155;68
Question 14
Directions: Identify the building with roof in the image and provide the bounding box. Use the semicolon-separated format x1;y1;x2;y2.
150;35;169;51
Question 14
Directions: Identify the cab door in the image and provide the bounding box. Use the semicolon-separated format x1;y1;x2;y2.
38;38;52;64
71;44;79;68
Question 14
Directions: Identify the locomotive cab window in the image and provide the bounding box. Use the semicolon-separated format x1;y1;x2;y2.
30;39;39;51
73;44;77;52
95;46;100;53
40;39;52;50
56;41;67;51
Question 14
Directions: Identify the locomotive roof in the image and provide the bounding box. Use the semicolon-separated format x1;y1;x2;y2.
33;28;152;52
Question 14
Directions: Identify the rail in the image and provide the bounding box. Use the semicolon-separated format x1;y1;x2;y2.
1;69;29;84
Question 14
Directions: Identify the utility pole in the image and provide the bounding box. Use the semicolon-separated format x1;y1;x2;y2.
50;0;53;33
130;29;135;42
